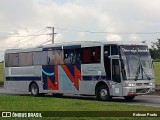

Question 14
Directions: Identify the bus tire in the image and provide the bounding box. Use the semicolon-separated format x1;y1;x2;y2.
124;96;135;101
96;84;111;101
30;83;39;96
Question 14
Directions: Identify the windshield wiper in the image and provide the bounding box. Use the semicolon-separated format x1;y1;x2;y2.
134;47;151;81
134;62;151;80
134;63;141;81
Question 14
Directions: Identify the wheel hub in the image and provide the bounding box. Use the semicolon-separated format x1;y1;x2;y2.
32;87;38;95
101;89;108;97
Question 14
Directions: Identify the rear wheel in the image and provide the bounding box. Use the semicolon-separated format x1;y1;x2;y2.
124;96;135;101
96;84;111;101
30;83;39;96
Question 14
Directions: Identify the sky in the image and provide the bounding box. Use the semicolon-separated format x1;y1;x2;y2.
0;0;160;61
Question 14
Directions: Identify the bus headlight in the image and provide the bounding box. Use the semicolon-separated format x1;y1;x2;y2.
123;83;136;87
149;82;154;86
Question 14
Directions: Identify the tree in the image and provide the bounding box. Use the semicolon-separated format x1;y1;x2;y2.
150;39;160;61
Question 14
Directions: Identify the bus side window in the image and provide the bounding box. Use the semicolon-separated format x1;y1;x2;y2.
64;49;81;64
81;46;100;64
47;50;64;65
19;52;33;66
47;51;54;65
75;49;81;64
7;53;19;67
81;48;91;63
92;47;100;63
64;49;75;64
54;50;64;65
33;51;48;65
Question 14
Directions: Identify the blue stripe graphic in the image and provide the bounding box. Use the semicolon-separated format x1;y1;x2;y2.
42;69;54;76
6;77;41;81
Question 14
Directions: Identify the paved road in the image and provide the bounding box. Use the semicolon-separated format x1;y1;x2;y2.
127;95;160;107
0;87;160;107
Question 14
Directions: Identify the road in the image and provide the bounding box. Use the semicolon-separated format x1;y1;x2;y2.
0;87;160;107
127;95;160;107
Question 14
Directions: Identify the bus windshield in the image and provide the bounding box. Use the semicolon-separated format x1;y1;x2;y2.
120;45;154;80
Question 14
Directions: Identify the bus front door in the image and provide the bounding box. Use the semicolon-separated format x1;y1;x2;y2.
111;59;123;96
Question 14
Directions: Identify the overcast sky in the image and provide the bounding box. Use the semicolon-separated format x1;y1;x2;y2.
0;0;160;61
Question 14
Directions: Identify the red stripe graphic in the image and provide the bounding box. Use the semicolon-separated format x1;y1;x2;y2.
61;65;82;90
47;66;59;90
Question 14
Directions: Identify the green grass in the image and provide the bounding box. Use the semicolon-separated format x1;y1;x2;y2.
154;62;160;85
0;95;159;120
1;95;160;111
0;62;4;82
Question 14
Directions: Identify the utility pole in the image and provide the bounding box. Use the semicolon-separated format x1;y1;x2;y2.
52;27;55;44
47;27;57;44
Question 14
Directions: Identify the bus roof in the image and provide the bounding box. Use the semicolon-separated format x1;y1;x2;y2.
42;40;147;47
5;40;147;53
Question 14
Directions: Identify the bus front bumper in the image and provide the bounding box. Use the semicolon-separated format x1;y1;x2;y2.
123;86;155;96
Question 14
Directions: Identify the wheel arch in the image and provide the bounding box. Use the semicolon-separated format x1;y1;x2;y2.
95;81;109;95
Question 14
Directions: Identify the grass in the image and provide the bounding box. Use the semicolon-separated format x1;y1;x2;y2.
154;62;160;85
1;95;160;111
0;95;159;120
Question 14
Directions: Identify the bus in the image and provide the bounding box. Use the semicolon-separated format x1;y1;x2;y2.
4;41;155;101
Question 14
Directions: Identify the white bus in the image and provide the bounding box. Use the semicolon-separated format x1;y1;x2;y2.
4;41;155;101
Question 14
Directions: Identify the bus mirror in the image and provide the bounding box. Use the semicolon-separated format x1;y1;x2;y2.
109;55;120;59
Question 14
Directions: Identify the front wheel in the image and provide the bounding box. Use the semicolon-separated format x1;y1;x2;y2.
96;84;111;101
30;83;39;96
124;96;135;101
